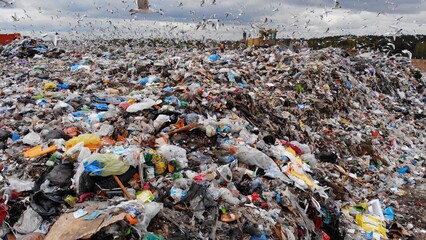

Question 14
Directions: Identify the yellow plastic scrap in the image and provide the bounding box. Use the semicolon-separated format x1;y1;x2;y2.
65;134;101;151
355;214;387;238
24;145;57;158
339;117;351;126
287;162;314;188
44;82;57;91
354;202;368;213
285;147;296;156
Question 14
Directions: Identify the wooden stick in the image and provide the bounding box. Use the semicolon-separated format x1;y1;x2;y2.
166;122;201;136
113;175;133;200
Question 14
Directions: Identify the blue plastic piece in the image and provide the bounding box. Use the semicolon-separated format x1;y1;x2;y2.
163;87;173;92
345;80;352;89
83;160;103;175
57;83;69;89
397;166;409;174
210;54;220;61
94;103;109;111
139;77;149;85
383;206;394;221
250;231;268;240
11;132;20;141
70;65;82;71
72;111;90;117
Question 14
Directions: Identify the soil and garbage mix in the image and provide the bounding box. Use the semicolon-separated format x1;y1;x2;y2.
0;37;425;240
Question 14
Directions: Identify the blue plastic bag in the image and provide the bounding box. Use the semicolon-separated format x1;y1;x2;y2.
210;54;220;61
84;160;103;176
94;103;109;111
397;166;409;174
383;206;394;221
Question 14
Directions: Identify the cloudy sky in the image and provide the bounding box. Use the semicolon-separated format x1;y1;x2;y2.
0;0;425;41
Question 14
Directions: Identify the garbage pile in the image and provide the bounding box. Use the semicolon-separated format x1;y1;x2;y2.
0;38;425;240
0;37;64;59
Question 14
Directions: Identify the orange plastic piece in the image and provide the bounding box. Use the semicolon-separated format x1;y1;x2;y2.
117;135;127;142
172;119;185;128
101;136;116;146
24;145;57;158
125;214;138;225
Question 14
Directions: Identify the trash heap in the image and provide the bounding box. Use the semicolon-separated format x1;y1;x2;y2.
0;38;425;240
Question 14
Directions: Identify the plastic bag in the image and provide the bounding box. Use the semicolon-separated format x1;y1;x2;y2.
126;99;157;113
13;207;42;234
144;148;167;175
83;153;130;176
157;145;188;170
22;131;41;146
65;134;101;151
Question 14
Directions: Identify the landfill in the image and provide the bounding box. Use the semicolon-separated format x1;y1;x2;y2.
0;37;425;240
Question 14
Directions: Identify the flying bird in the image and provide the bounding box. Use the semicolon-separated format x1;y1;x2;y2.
129;0;163;15
333;0;341;9
1;0;14;6
402;49;412;59
11;13;19;21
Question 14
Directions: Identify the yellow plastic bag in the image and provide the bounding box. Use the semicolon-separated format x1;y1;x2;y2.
44;82;57;91
65;134;101;151
83;153;130;177
356;214;387;238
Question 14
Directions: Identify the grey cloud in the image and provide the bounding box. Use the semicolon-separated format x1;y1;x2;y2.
0;0;425;40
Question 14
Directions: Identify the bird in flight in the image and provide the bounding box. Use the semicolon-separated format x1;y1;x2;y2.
129;0;163;15
1;0;14;7
333;0;341;9
11;13;19;21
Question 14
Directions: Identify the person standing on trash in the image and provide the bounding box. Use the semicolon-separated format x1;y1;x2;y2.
220;42;225;53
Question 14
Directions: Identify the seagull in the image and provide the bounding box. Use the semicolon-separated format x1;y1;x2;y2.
11;13;19;21
333;0;341;9
324;27;330;34
1;0;14;6
387;43;395;50
76;14;87;24
206;18;221;30
129;0;162;15
402;49;412;60
394;16;403;21
41;32;61;46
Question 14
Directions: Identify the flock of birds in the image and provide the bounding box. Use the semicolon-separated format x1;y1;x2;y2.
1;0;425;43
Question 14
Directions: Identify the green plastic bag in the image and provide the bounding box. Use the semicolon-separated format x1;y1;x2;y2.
83;153;130;176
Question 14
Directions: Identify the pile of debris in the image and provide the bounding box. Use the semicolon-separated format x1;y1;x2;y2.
0;38;424;240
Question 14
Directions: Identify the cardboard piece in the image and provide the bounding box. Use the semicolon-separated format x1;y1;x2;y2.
45;205;126;240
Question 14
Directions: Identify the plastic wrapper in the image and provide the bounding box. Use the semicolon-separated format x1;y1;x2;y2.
82;153;130;177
